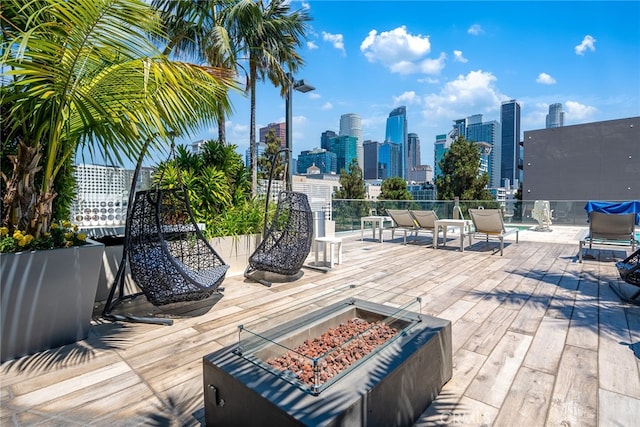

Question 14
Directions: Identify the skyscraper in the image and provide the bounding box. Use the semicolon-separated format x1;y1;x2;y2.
407;133;421;177
434;133;453;179
329;135;358;173
363;140;380;180
339;114;362;170
385;106;408;179
321;130;337;151
259;122;286;147
546;103;565;128
297;148;337;174
466;114;501;188
500;99;522;188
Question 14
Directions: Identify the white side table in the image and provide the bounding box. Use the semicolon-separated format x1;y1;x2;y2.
360;215;392;243
434;219;472;252
314;236;343;268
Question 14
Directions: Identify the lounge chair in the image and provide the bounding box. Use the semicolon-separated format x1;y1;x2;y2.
468;209;519;256
611;248;640;305
409;210;439;247
385;209;418;245
578;212;636;262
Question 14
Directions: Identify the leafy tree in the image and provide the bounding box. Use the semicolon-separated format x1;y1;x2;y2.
435;136;492;201
380;177;412;200
334;159;366;199
333;159;368;230
152;0;239;144
225;0;311;196
257;129;285;180
1;0;235;239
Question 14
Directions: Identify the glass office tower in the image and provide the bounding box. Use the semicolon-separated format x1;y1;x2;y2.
339;113;362;170
385;106;408;179
546;103;565;128
500;99;521;188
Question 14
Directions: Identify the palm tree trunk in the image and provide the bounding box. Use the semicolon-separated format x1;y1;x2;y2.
217;104;226;144
249;61;257;198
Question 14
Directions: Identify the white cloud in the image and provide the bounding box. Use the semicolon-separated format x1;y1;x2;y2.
321;102;333;110
307;41;318;50
308;92;321;100
536;72;556;85
453;50;468;63
322;32;345;55
421;70;505;124
575;35;596;55
467;24;484;36
565;100;598;120
360;26;445;75
393;91;420;106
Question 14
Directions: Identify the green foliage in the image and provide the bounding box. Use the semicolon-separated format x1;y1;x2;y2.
1;0;236;241
435;136;493;201
257;130;285;180
154;140;260;237
225;0;311;195
333;159;368;227
379;177;412;201
334;159;366;200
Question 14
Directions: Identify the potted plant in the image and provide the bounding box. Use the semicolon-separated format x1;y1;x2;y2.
0;0;236;361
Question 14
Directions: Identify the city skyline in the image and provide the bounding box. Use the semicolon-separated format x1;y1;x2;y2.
167;1;639;170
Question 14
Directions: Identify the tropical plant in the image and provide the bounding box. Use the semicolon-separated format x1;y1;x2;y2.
151;0;238;144
225;0;311;196
0;0;237;250
154;140;261;237
435;136;493;201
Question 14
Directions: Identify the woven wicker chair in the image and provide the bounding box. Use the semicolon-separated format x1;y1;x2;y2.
103;188;229;324
611;249;640;304
244;190;313;287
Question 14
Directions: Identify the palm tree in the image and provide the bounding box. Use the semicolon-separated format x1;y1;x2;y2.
0;0;238;239
151;0;239;144
225;0;311;196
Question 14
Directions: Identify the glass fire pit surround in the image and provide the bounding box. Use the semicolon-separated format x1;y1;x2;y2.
235;297;421;396
203;295;453;427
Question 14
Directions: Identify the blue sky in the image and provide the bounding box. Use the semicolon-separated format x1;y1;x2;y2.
179;0;640;168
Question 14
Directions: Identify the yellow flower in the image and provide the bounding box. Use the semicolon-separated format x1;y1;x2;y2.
73;225;79;232
51;223;59;229
13;230;24;239
77;233;87;241
0;227;8;236
65;241;73;247
62;220;71;228
18;235;33;246
44;232;51;238
64;232;73;240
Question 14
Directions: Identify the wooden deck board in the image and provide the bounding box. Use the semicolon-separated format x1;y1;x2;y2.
2;230;639;426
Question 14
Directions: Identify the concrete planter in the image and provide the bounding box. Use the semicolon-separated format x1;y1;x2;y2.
1;239;104;362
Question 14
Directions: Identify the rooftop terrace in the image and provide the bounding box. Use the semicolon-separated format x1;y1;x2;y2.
1;225;639;426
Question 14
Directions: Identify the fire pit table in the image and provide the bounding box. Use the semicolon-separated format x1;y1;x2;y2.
203;292;452;426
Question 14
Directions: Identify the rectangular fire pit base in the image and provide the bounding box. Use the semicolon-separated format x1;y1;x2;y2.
203;299;452;426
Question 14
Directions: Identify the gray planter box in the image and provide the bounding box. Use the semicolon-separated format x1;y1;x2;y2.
1;239;104;362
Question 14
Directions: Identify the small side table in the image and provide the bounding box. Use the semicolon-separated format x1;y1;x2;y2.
360;216;392;243
314;236;343;268
434;219;472;252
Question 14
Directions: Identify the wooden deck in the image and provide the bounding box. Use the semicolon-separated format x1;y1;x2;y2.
2;226;639;426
